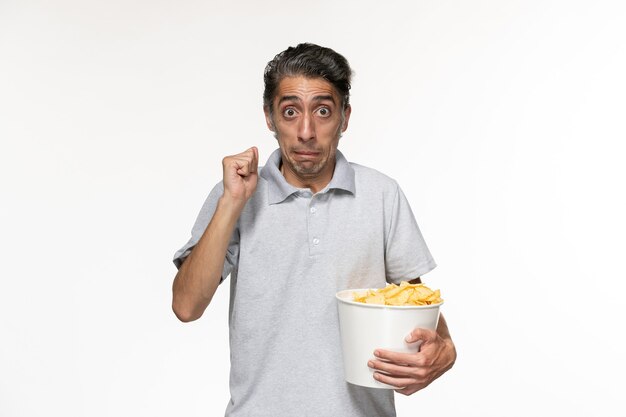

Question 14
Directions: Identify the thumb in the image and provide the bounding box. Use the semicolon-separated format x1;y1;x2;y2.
405;327;436;344
250;146;259;173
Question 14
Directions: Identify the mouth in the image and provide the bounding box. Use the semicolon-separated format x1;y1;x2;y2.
293;150;321;159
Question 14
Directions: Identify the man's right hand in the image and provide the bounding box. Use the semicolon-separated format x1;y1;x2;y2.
222;147;259;205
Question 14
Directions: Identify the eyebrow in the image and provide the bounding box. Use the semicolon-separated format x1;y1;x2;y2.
277;95;336;106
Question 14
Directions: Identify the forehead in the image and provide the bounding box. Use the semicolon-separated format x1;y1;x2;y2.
274;76;339;103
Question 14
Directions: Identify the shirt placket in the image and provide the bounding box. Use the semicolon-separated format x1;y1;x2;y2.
307;191;325;256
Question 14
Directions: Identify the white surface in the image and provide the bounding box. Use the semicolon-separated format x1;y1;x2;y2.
336;289;441;389
1;1;625;416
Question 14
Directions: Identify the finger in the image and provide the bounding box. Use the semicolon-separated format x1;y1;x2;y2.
372;372;414;389
228;156;249;171
226;147;255;162
374;349;426;367
225;155;253;177
368;359;414;378
234;147;258;174
250;146;259;173
234;157;253;176
405;327;437;344
395;386;423;396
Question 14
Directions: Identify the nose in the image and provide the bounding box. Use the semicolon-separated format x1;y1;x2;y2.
297;112;315;142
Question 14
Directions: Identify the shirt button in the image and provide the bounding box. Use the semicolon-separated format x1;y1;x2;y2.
310;207;317;214
312;238;320;245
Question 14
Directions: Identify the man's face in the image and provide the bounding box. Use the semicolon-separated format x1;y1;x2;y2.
264;75;351;191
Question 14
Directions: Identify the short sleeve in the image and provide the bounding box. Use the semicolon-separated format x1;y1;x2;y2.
384;183;436;283
172;182;239;283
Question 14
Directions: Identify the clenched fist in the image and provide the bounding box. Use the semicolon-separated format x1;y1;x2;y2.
222;147;259;205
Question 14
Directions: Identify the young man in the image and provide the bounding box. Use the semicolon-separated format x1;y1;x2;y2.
172;43;456;417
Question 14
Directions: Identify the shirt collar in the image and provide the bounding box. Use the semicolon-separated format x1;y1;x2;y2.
260;148;356;204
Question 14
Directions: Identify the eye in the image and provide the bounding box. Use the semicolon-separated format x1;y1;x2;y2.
317;107;331;117
283;107;297;118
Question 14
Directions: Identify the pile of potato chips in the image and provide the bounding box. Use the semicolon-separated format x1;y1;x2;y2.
352;281;443;306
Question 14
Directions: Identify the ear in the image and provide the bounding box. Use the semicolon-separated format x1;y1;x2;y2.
341;105;352;132
263;106;275;132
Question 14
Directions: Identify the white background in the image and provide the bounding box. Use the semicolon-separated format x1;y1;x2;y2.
1;0;625;416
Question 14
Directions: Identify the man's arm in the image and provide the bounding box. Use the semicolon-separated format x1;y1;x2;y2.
172;147;258;322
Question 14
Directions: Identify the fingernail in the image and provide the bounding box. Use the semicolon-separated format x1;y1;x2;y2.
405;335;413;342
367;361;374;368
374;350;380;357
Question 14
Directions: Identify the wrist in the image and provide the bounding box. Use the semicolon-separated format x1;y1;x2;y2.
217;193;247;215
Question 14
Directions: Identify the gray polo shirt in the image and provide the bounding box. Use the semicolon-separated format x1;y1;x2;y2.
174;149;436;417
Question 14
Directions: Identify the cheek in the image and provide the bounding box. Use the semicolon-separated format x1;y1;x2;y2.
273;126;291;142
276;122;297;136
317;120;342;136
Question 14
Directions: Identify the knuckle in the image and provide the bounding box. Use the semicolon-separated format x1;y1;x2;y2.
414;368;429;381
408;368;422;380
411;356;426;367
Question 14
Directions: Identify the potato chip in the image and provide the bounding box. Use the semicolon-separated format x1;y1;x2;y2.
352;281;443;306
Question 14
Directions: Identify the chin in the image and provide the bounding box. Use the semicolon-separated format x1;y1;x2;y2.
294;165;324;177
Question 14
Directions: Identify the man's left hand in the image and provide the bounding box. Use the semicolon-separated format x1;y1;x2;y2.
368;327;456;395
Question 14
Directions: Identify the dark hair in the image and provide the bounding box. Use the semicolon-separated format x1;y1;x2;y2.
263;43;353;115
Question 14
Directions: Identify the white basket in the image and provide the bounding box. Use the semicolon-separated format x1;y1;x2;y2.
335;289;442;389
